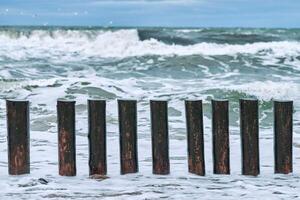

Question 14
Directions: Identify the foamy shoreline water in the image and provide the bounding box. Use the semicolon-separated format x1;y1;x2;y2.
0;27;300;199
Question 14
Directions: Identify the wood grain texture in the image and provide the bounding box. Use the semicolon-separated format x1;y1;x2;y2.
88;99;107;176
118;100;138;174
57;100;76;176
212;99;230;174
185;100;205;176
150;100;170;175
274;100;293;174
240;99;259;176
6;100;30;175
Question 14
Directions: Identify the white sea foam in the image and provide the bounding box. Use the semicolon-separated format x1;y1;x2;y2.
0;29;300;60
226;81;299;101
175;29;204;33
1;28;300;199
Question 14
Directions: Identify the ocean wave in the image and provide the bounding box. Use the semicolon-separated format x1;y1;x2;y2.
0;29;300;60
226;81;299;101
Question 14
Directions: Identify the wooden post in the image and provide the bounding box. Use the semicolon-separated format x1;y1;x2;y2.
118;100;138;174
57;100;76;176
150;100;170;175
185;100;205;176
212;99;230;174
274;100;293;174
6;100;30;175
88;99;107;176
240;99;259;176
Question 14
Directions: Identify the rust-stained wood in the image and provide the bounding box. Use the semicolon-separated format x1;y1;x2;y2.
150;100;170;175
6;100;30;175
88;99;107;176
212;99;230;174
57;100;76;176
240;99;259;176
185;100;205;176
274;100;293;174
118;100;138;174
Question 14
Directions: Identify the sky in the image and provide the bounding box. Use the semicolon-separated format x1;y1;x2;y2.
0;0;299;28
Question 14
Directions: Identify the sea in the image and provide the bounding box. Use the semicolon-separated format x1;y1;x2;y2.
0;26;300;199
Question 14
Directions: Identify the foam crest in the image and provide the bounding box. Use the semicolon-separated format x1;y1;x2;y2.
0;29;300;60
227;81;299;101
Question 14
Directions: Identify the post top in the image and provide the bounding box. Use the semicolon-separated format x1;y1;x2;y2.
150;99;168;103
239;98;258;102
184;99;202;104
212;99;228;102
117;99;137;102
185;99;202;102
273;99;293;103
6;99;29;103
88;98;106;102
57;99;76;103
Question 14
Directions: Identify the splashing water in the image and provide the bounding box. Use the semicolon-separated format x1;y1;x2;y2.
0;27;300;199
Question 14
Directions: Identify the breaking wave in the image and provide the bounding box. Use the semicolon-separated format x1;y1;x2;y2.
0;29;300;61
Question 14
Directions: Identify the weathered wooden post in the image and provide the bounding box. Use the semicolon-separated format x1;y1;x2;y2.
185;100;205;176
118;100;138;174
150;100;170;175
212;99;230;174
57;100;76;176
240;99;259;176
6;100;30;175
88;99;107;176
274;100;293;174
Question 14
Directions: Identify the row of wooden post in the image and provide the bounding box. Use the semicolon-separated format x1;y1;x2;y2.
6;99;293;176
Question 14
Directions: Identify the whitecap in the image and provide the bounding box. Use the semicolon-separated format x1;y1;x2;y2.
0;29;300;61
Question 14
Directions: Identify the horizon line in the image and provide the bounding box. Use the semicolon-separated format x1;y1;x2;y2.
0;25;299;29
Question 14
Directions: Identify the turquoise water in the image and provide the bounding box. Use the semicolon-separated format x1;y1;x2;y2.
0;27;300;199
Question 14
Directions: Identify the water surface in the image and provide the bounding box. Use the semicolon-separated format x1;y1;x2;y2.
0;27;300;199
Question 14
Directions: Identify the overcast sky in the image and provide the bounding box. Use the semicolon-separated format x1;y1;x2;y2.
0;0;299;27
